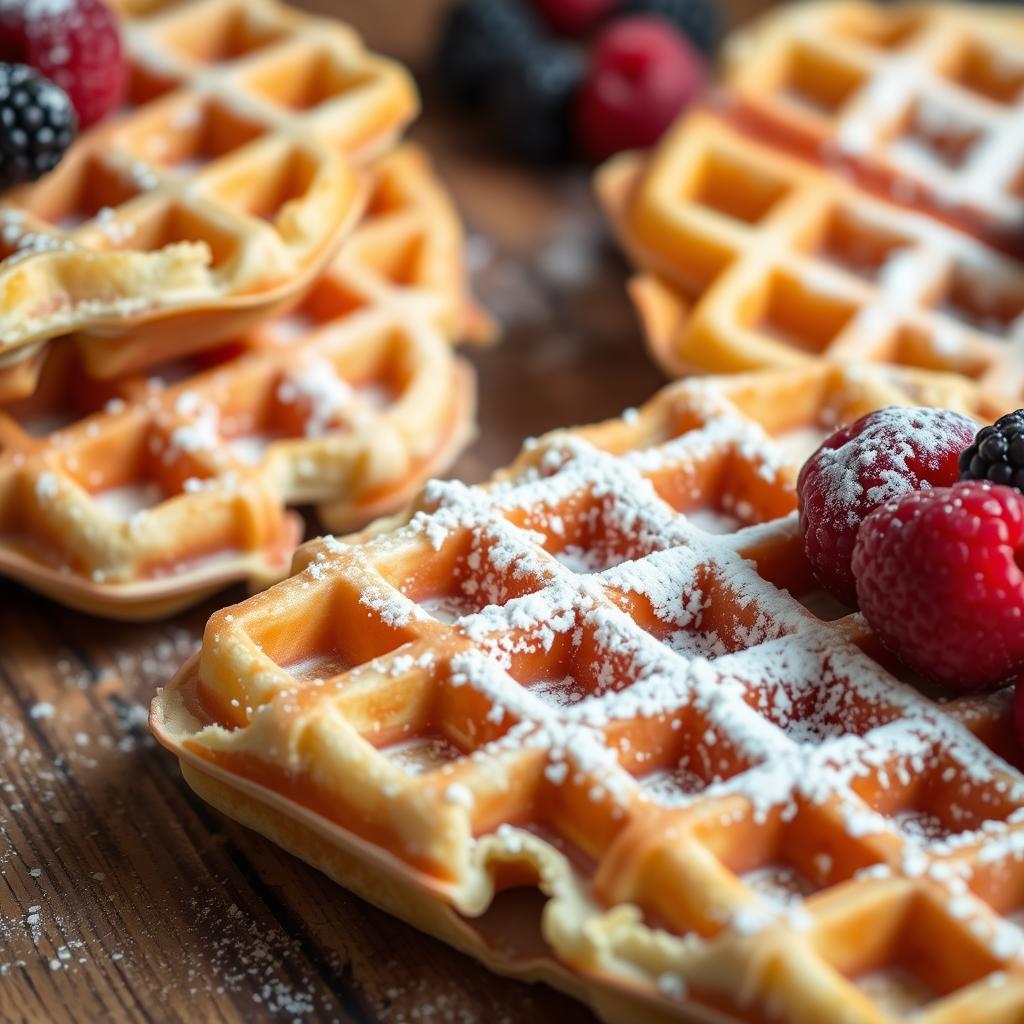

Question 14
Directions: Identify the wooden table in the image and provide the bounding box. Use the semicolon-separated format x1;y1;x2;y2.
0;2;768;1019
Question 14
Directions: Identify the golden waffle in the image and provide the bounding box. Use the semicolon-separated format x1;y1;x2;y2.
323;144;493;347
0;306;472;620
152;362;1024;1024
0;0;419;401
598;110;1024;400
722;2;1024;252
0;142;482;619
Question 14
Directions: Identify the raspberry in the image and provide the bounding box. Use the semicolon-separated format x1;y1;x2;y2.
530;0;619;35
797;406;977;606
573;15;706;161
0;62;76;187
0;0;125;129
435;0;543;106
621;0;720;55
491;41;583;161
853;482;1024;690
959;409;1024;490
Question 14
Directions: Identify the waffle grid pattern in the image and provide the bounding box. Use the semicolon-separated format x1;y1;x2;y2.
724;1;1024;248
0;146;478;618
0;0;418;395
0;307;470;616
157;365;1024;1024
599;110;1024;404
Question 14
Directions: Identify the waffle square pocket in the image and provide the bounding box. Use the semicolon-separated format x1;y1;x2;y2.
0;0;420;401
153;363;1024;1024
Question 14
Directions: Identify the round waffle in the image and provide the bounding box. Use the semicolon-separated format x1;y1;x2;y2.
0;0;419;401
152;363;1024;1024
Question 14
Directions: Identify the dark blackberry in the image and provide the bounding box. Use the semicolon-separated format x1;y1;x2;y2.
434;0;545;106
619;0;721;55
959;410;1024;490
0;63;76;188
491;42;584;162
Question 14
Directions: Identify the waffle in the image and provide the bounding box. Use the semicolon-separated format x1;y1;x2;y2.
0;140;481;620
152;362;1024;1024
598;110;1024;400
0;0;419;401
722;1;1024;253
324;144;493;347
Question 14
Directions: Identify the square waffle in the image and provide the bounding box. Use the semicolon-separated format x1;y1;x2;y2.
722;1;1024;252
0;145;481;619
0;0;419;401
153;363;1024;1024
598;109;1024;400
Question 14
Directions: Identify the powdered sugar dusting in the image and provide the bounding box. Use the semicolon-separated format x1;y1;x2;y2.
804;405;972;529
177;368;1024;1017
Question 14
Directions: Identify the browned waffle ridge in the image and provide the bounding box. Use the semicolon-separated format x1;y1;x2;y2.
153;363;1024;1024
0;145;480;619
598;109;1024;401
722;2;1024;251
0;0;419;400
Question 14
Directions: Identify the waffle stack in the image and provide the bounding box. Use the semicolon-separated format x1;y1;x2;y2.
0;0;488;618
154;362;1024;1024
599;2;1024;396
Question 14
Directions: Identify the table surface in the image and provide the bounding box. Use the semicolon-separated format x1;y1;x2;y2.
0;1;768;1020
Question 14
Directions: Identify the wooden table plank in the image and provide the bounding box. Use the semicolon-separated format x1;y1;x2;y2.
0;1;774;1019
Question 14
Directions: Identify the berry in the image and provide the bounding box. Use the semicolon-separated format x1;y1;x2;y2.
797;406;977;606
530;0;619;35
573;16;706;161
853;482;1024;690
491;42;583;161
620;0;721;55
0;63;76;187
959;410;1024;491
0;0;125;129
435;0;544;106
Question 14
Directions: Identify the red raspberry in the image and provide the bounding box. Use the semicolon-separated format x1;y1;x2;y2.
0;0;125;129
573;15;705;160
530;0;619;35
797;407;976;607
853;482;1024;690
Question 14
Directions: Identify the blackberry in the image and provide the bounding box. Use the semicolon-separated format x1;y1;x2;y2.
435;0;545;106
0;63;76;188
620;0;721;55
959;410;1024;490
491;42;584;162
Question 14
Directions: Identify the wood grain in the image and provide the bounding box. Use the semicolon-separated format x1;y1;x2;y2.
0;0;771;1020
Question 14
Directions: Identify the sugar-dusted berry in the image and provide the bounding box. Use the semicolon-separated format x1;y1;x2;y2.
0;0;125;129
797;406;977;606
